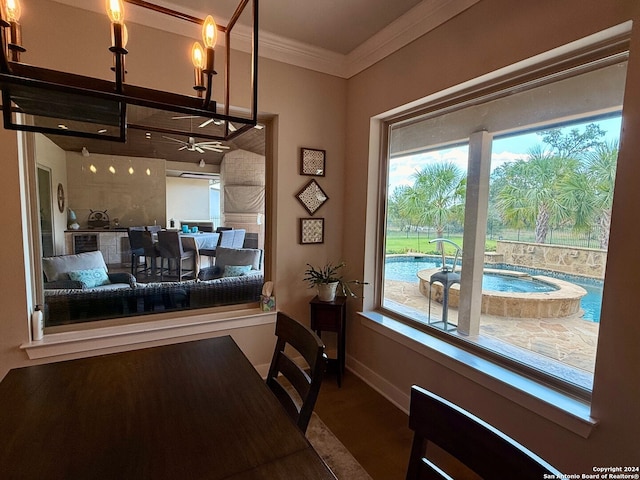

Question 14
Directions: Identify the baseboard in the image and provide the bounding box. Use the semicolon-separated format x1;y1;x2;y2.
346;355;411;415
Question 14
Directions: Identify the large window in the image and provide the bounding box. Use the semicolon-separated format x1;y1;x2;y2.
380;41;627;395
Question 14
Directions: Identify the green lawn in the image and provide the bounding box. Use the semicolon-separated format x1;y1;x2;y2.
385;231;497;255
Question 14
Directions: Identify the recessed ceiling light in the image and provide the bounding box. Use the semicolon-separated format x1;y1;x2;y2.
108;166;116;174
254;124;264;130
97;128;108;134
58;124;68;130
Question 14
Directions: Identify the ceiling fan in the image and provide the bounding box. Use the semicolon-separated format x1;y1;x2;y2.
171;115;238;132
162;136;230;154
170;115;236;130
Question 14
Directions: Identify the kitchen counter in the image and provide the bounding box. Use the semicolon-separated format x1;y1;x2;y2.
64;230;130;266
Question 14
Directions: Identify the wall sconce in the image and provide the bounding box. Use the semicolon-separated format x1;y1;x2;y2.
0;0;259;142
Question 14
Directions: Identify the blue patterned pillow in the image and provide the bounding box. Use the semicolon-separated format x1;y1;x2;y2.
68;268;111;288
223;265;252;277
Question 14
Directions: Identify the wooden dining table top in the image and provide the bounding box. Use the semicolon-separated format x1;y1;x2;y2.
0;336;336;480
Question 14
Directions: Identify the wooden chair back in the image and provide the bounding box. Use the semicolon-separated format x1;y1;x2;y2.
406;385;562;480
266;312;327;434
157;231;185;258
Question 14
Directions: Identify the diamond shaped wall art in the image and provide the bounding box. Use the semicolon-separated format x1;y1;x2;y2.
296;179;328;215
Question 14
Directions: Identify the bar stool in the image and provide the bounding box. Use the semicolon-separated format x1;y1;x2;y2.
427;238;462;331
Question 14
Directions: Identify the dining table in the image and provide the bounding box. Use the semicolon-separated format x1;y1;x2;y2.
151;231;219;276
0;336;337;479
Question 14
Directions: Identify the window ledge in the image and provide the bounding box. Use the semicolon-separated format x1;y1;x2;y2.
358;310;597;439
22;308;276;360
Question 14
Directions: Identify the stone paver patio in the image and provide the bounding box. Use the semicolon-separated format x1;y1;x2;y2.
384;279;599;389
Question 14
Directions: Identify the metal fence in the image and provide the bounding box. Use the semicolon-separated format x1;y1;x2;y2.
489;226;606;249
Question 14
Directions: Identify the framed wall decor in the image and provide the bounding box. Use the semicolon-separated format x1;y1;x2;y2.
300;148;326;176
296;179;328;215
300;218;324;244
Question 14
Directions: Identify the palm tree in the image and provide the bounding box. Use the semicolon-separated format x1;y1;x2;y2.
496;145;578;244
558;141;618;249
400;162;466;249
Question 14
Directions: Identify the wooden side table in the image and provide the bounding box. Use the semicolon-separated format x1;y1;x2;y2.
310;295;347;387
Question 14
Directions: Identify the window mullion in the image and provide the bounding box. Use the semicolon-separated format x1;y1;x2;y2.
458;130;492;336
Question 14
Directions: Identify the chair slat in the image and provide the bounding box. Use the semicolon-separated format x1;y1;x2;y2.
266;312;326;433
406;385;563;480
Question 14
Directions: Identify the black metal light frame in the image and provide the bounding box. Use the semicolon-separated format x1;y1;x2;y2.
0;0;259;142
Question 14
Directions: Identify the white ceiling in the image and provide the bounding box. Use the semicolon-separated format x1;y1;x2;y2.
54;0;479;78
167;0;423;55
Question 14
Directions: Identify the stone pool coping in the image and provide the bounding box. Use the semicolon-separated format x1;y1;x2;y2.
417;268;588;319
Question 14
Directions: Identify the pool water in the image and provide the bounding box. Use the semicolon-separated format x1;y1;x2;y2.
384;256;603;322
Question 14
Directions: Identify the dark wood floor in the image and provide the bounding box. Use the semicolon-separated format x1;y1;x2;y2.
314;371;414;480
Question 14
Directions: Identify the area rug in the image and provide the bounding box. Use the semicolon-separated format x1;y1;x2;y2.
307;412;373;480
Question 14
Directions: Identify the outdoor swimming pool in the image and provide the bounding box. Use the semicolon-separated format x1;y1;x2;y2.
385;256;603;322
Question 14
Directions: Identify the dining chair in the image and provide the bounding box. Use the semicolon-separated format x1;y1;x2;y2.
266;312;327;434
127;227;148;276
230;229;246;248
199;229;235;265
197;232;221;267
156;231;195;281
140;230;162;278
405;385;562;480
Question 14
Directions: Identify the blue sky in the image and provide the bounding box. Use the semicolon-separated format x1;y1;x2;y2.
388;116;622;192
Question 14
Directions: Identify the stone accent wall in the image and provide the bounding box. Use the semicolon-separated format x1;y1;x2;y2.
496;241;606;279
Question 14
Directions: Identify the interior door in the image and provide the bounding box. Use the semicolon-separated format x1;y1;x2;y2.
37;166;55;257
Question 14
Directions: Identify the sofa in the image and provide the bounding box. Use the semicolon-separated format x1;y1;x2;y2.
42;251;136;290
44;248;264;326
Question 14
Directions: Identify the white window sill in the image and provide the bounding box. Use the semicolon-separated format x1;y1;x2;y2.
22;308;276;360
358;311;597;439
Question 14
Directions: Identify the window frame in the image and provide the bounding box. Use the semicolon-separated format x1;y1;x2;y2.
374;33;630;402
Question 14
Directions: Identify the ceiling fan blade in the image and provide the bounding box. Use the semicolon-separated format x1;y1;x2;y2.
200;146;223;152
198;118;215;128
195;146;205;154
162;136;187;145
200;145;229;150
172;115;200;120
178;146;188;151
228;122;237;132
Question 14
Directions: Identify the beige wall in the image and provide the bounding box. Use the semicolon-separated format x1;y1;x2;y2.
66;152;167;229
344;0;640;472
2;0;638;473
166;177;211;225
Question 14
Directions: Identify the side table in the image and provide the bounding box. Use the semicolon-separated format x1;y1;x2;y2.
310;295;347;387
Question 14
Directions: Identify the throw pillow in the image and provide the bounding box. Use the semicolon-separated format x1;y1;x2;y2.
223;265;252;277
68;268;111;288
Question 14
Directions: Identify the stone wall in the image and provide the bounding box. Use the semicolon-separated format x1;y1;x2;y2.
496;241;606;279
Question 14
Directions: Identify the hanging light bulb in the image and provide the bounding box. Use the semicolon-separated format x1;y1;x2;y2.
106;0;124;24
5;0;24;61
5;0;22;23
106;0;127;88
201;15;217;75
202;15;217;49
192;42;205;96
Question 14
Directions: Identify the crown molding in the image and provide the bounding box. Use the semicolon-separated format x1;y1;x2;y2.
52;0;479;79
345;0;480;78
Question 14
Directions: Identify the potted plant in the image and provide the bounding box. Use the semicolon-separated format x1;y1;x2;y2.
304;262;367;302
